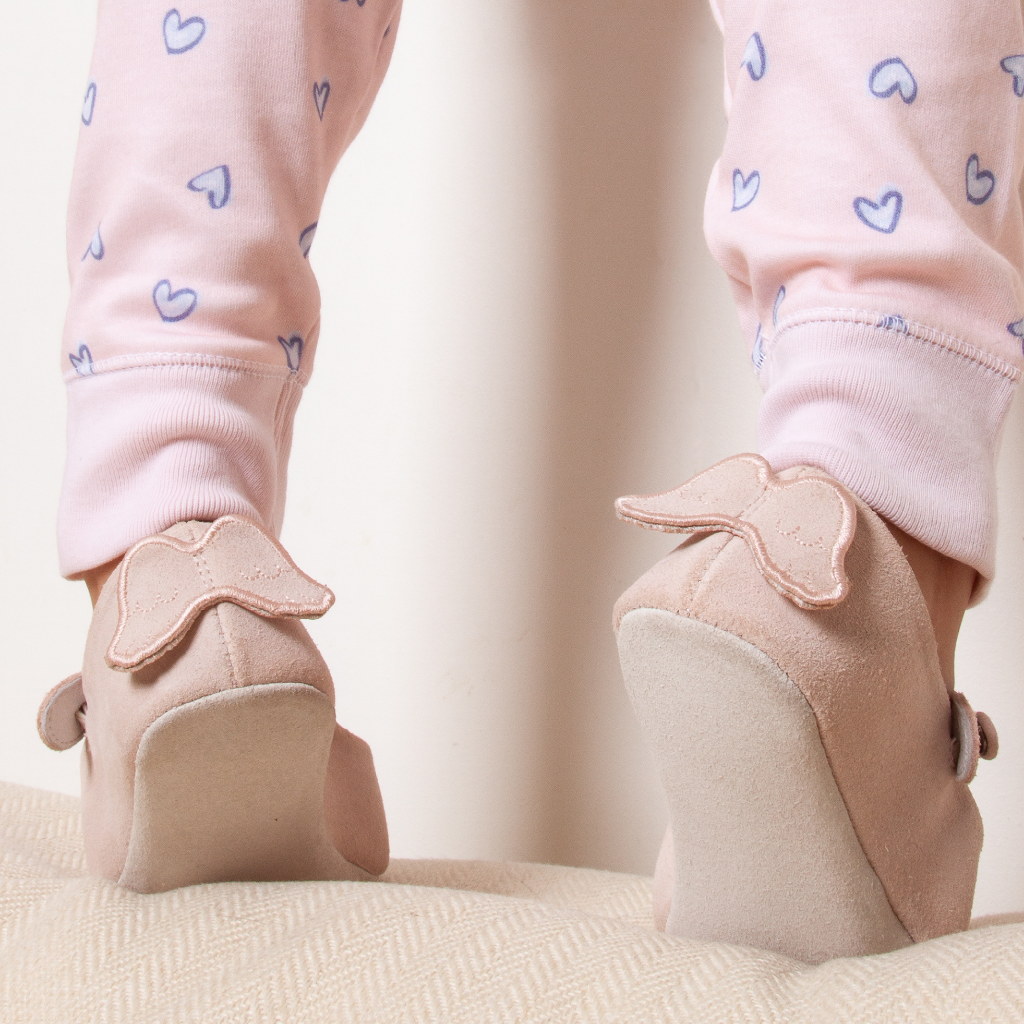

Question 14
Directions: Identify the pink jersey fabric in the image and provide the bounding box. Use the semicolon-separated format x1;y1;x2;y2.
705;0;1024;590
60;0;400;576
59;0;1024;588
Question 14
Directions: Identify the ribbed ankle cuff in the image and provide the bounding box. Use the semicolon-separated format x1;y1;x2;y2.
757;314;1020;594
58;354;305;578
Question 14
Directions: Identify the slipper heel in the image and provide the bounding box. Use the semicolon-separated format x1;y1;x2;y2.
119;683;371;893
618;608;912;963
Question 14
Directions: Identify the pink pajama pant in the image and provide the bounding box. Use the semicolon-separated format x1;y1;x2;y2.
60;0;1024;591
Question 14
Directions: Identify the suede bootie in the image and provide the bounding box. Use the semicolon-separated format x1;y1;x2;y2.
614;454;996;963
38;515;388;893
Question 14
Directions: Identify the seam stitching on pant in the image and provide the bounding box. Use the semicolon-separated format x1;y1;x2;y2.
63;352;309;387
768;307;1021;383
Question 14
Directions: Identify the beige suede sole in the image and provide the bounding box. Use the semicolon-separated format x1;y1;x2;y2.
118;683;373;893
618;608;912;964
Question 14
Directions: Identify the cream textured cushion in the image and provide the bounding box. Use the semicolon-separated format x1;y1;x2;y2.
1;780;1022;1022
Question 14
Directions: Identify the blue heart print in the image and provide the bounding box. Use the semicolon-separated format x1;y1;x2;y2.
853;189;903;233
278;333;304;371
732;169;760;211
1008;318;1024;355
314;79;330;120
879;314;909;333
741;33;767;81
965;155;995;205
339;0;368;6
69;343;94;376
751;324;765;370
163;9;206;54
81;226;104;262
153;279;198;322
868;58;917;103
187;165;231;209
81;82;96;125
299;223;318;259
772;285;786;328
1001;56;1024;97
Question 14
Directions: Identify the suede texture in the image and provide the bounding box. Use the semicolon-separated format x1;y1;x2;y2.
68;518;388;887
119;684;373;892
614;463;984;943
37;674;86;751
325;724;390;877
620;609;912;962
615;453;856;608
109;515;335;669
651;827;673;932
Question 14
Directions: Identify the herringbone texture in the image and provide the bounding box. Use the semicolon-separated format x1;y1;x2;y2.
2;781;1022;1023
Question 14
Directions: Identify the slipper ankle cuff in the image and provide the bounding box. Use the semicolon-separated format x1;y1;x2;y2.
58;355;305;578
757;317;1020;595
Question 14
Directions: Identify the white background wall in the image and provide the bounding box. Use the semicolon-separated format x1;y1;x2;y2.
3;0;1023;918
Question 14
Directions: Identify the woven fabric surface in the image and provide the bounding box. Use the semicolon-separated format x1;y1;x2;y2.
2;780;1023;1023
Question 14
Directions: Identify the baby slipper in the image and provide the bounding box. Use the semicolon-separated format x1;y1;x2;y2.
38;515;388;892
614;454;996;963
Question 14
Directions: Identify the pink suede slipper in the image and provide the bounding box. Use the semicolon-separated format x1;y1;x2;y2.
38;515;388;893
614;454;996;963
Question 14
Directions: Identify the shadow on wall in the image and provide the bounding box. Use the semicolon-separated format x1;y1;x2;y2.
522;0;751;870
